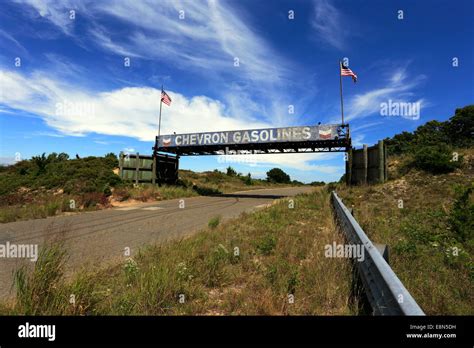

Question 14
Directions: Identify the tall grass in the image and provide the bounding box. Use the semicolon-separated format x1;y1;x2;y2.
1;189;356;315
336;150;474;314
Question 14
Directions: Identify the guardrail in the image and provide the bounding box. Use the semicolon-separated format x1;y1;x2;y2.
331;191;425;315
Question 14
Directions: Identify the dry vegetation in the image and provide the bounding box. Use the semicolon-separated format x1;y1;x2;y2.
335;148;474;315
0;189;357;315
0;165;298;223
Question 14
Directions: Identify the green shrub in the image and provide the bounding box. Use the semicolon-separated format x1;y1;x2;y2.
449;185;474;243
192;185;221;196
255;234;277;255
0;153;122;197
412;144;461;174
103;185;112;197
208;216;221;229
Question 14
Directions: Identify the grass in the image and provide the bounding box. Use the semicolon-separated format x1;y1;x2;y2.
0;166;300;223
118;184;198;202
0;188;357;315
335;148;474;315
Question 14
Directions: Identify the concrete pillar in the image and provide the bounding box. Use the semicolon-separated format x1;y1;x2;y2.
345;148;352;186
152;154;157;185
378;140;384;183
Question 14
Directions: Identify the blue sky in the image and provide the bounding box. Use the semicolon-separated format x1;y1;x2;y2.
0;0;473;182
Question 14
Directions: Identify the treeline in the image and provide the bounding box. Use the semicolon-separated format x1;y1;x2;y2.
384;105;473;155
384;105;473;174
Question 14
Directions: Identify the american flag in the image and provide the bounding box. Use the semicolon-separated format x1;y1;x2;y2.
340;62;357;83
161;90;172;106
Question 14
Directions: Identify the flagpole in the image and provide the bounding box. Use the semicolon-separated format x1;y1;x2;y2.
158;84;163;139
339;61;345;125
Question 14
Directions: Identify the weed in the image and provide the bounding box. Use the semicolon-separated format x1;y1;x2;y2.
208;216;221;229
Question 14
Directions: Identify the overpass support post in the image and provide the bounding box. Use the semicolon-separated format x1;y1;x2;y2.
378;140;385;183
345;147;352;186
152;154;157;185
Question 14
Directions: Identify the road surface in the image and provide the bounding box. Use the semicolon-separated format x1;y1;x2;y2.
0;186;313;299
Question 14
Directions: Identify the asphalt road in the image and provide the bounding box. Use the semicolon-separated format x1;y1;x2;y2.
0;186;314;299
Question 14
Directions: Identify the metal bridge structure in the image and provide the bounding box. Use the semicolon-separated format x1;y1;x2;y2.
149;124;351;184
153;124;351;156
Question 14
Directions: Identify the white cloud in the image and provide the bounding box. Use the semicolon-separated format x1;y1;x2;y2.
0;69;268;141
14;0;290;86
12;0;301;127
0;69;343;174
311;0;349;50
92;0;289;83
330;67;427;122
13;0;81;35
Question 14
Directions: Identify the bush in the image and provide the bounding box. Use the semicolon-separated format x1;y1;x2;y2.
266;168;291;183
0;153;122;197
449;185;474;243
255;234;277;255
412;144;461;174
208;216;221;229
192;185;221;196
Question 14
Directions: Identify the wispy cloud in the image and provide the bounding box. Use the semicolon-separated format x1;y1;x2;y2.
311;0;349;50
0;29;29;56
13;0;80;35
328;66;427;123
33;131;65;138
91;0;290;84
11;0;303;127
346;67;426;121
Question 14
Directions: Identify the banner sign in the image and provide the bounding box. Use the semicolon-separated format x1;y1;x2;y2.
157;125;339;147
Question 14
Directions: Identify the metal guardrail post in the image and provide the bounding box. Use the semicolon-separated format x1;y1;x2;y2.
331;191;425;316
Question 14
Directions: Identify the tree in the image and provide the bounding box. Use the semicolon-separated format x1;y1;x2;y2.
384;131;415;155
226;166;237;176
244;173;252;185
384;105;474;154
445;105;474;147
104;153;118;167
413;120;449;147
266;168;291;183
31;153;49;174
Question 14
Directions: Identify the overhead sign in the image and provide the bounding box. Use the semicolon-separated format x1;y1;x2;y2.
158;125;339;147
